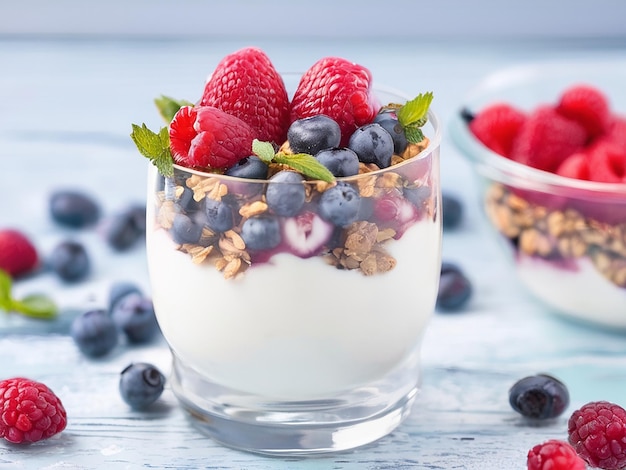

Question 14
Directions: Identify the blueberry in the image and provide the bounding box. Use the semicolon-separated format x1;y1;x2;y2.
265;171;306;217
315;147;360;177
50;240;90;282
205;196;239;233
373;117;408;155
49;189;100;228
442;192;464;230
403;185;431;209
71;309;118;357
108;281;143;315
111;293;159;344
105;204;146;251
170;213;203;244
348;123;394;168
225;156;269;179
509;374;570;420
241;215;281;251
287;115;341;155
319;183;361;227
119;362;165;409
436;262;472;312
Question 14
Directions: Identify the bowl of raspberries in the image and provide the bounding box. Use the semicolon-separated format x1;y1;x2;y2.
450;59;626;329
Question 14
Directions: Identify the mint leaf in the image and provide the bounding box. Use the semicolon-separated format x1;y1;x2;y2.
404;127;425;144
273;153;335;183
252;139;276;163
155;95;193;124
11;295;58;320
130;123;174;177
0;269;12;310
397;92;434;127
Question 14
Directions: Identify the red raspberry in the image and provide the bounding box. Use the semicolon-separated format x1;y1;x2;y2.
0;377;67;444
556;84;611;140
169;105;255;171
568;400;626;470
555;151;591;180
510;105;587;173
527;439;587;470
200;47;290;145
290;57;380;146
469;103;527;158
587;139;626;183
0;229;39;278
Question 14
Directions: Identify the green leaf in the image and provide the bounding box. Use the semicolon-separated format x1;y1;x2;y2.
397;92;434;127
273;153;335;183
155;95;193;124
11;294;58;320
0;269;12;309
130;123;174;177
252;139;276;163
404;126;425;144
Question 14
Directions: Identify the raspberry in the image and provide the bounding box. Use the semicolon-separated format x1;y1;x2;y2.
0;377;67;444
469;103;527;157
169;105;255;171
510;106;588;173
555;152;591;180
568;400;626;469
587;139;626;183
0;229;39;278
527;439;586;470
556;84;611;140
200;47;290;145
290;56;380;146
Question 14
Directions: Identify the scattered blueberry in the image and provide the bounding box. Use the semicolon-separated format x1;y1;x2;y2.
240;215;281;251
319;182;361;227
111;293;159;344
348;123;394;168
442;192;464;230
49;189;100;228
49;240;90;282
315;147;360;177
225;156;269;179
265;171;306;217
436;262;472;311
119;362;165;409
287;115;341;155
105;204;146;251
71;309;118;357
170;213;203;244
373;117;408;155
205;196;239;233
509;374;570;420
108;281;143;315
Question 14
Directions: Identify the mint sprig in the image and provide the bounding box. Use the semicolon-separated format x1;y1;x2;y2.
385;91;434;144
252;139;335;182
155;95;193;124
130;123;174;177
0;269;58;320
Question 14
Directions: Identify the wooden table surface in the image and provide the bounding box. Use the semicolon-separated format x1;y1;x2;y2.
1;37;626;469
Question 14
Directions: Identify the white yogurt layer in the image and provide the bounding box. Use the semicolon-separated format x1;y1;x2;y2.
517;254;626;328
147;221;441;400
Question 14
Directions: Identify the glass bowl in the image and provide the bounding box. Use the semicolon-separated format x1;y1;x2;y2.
450;59;626;330
145;81;442;454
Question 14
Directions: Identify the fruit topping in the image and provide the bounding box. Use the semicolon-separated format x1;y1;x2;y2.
119;363;165;410
49;189;101;229
0;229;39;278
287;115;342;155
468;103;526;158
265;170;306;217
0;377;67;444
70;309;118;357
315;147;360;177
200;46;290;145
373;114;409;155
290;56;380;146
509;374;569;420
527;439;586;470
49;240;90;282
436;262;473;312
556;84;611;140
224;155;269;180
348;123;394;168
568;400;626;470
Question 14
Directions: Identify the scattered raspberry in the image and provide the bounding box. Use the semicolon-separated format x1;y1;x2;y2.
555;152;591;180
200;46;290;145
0;229;39;278
169;105;255;170
568;400;626;470
0;377;67;444
290;56;380;146
556;84;611;140
527;439;587;470
510;105;587;173
469;103;526;157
